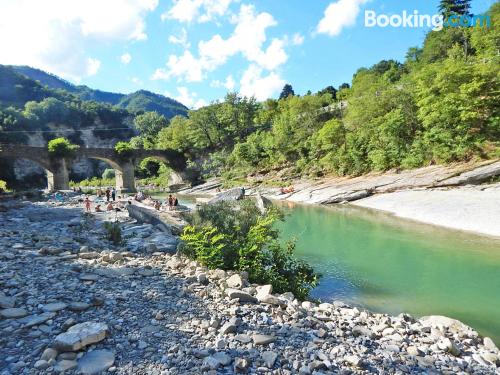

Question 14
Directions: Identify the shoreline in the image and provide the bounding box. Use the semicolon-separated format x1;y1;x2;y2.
179;159;500;238
0;196;499;373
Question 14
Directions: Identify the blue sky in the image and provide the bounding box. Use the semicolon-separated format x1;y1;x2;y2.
0;0;495;108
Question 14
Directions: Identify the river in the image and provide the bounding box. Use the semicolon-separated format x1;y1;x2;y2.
152;193;500;343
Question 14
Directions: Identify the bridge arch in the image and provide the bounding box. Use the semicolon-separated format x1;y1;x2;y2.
0;144;69;191
0;144;188;193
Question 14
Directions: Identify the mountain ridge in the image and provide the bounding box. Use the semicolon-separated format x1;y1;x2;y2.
8;65;188;119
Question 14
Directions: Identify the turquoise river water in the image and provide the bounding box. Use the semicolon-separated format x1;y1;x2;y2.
153;193;500;343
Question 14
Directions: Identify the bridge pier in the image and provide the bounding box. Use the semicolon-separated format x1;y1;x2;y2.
115;162;136;193
46;160;70;192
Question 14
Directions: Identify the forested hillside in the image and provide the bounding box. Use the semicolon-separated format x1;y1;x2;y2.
9;65;188;119
0;66;135;145
130;2;498;183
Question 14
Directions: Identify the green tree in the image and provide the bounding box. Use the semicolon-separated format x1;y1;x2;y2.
133;111;169;145
439;0;471;17
279;84;295;100
317;86;337;100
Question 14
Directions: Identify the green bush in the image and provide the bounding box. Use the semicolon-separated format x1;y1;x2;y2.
0;180;8;192
114;141;134;160
104;222;122;245
102;169;116;180
180;200;320;300
47;137;79;158
70;177;114;188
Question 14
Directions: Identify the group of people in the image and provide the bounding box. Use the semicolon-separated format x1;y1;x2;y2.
84;196;128;213
153;194;179;211
97;187;116;202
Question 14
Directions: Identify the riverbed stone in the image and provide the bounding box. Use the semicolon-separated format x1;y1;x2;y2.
253;334;276;346
20;312;56;327
225;288;257;303
53;322;108;351
483;337;498;352
41;348;58;361
42;302;67;312
77;349;115;374
0;293;16;308
0;307;28;318
226;274;244;288
438;338;461;356
55;359;77;372
261;351;278;367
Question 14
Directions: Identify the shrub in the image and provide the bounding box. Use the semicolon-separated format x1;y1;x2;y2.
102;168;116;180
47;137;79;158
104;222;122;245
180;200;320;300
114;141;134;160
0;180;8;193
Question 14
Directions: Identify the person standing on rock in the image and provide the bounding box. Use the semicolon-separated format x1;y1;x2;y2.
111;188;116;202
84;197;91;212
168;194;173;211
105;188;111;202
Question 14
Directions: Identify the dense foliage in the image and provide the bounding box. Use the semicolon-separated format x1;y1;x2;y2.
149;3;498;182
180;200;320;299
47;137;79;158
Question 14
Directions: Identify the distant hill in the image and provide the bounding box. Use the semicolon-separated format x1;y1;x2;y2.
9;65;188;119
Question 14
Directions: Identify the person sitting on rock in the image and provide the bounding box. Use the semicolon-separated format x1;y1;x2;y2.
95;204;103;212
106;202;114;211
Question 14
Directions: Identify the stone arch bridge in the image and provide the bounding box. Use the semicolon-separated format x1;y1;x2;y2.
0;144;188;192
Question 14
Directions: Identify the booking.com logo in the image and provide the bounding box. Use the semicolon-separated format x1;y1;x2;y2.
365;10;491;31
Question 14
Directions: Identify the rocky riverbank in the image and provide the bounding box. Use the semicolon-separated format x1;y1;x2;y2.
1;196;499;374
180;160;500;237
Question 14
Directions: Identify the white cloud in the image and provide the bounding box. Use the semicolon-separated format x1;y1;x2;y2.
121;53;132;64
130;77;143;85
168;28;191;49
316;0;369;36
292;33;304;45
0;0;158;81
162;0;233;23
211;75;236;91
86;58;102;76
153;4;288;83
175;86;206;109
152;50;204;82
239;64;285;101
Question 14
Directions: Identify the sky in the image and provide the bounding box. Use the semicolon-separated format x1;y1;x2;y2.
0;0;495;108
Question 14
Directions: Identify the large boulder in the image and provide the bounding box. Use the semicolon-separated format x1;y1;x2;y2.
255;193;273;214
209;188;244;204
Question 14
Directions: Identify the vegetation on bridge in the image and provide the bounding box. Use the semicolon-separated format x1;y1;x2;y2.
47;137;79;158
